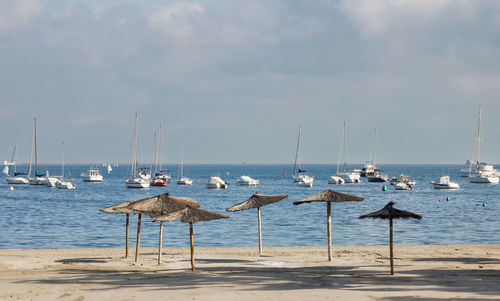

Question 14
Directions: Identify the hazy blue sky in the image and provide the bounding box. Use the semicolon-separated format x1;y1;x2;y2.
1;0;500;165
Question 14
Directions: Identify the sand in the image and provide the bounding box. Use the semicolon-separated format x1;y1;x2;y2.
0;244;499;300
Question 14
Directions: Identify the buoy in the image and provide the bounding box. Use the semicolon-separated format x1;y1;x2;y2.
446;196;450;202
382;185;387;191
482;202;487;207
439;199;441;202
9;186;14;191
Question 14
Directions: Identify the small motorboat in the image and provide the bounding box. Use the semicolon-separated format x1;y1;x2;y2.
150;177;167;187
82;168;103;182
297;175;314;187
367;172;387;183
328;176;345;184
432;176;460;189
177;176;193;185
394;182;411;190
206;176;228;189
236;175;259;186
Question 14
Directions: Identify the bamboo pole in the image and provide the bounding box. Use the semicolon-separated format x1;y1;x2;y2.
158;221;164;265
389;217;394;275
135;214;142;263
190;222;195;271
125;214;129;258
327;202;332;262
257;207;262;256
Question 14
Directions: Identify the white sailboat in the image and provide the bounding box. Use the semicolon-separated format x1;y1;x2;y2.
155;122;171;184
292;127;314;187
468;106;499;184
27;118;58;186
177;143;192;185
107;164;112;174
56;142;76;189
5;133;29;184
125;114;150;188
335;122;360;184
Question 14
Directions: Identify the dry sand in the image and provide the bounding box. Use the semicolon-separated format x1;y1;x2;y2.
0;244;499;300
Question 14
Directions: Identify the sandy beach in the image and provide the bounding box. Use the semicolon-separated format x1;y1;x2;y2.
0;244;499;300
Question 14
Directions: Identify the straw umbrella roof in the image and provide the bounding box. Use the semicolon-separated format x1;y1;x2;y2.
100;201;136;214
226;193;288;212
293;189;364;205
152;207;229;223
359;201;422;220
127;193;200;217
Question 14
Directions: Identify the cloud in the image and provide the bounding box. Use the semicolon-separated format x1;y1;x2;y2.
148;2;204;39
0;0;43;32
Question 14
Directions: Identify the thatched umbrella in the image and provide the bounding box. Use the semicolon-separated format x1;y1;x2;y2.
359;201;422;275
293;189;364;261
127;193;200;264
226;193;288;255
152;207;229;271
100;201;135;258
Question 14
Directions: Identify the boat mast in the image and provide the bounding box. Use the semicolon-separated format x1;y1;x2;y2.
343;122;347;173
61;142;65;181
468;105;481;174
372;128;377;167
159;122;163;173
10;133;18;174
179;142;184;179
477;105;481;167
28;119;35;179
153;132;158;175
34;118;38;175
132;113;138;179
293;127;301;176
336;123;343;175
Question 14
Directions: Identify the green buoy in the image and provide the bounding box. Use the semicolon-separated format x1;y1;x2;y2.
446;196;450;202
382;185;387;191
482;202;487;207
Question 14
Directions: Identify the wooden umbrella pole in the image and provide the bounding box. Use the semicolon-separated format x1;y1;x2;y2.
125;214;129;258
190;222;195;272
389;217;394;275
257;207;262;256
327;202;332;262
135;214;142;263
158;221;163;265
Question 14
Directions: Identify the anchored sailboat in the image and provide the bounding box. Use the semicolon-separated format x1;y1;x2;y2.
5;133;29;184
125;114;150;188
292;127;313;187
56;142;76;189
177;143;192;185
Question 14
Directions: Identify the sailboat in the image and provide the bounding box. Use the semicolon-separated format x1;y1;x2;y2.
125;114;150;188
292;127;314;187
335;122;360;184
56;142;76;189
365;129;387;183
151;123;171;186
27;118;57;186
176;143;192;185
107;164;112;174
150;132;166;187
5;133;29;184
468;106;499;184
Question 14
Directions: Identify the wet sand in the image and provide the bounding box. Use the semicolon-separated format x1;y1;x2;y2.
0;244;499;300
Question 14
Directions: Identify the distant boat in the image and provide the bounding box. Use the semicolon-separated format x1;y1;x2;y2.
125;114;150;188
206;176;228;189
468;106;499;184
361;129;378;177
389;174;415;187
335;122;360;184
432;176;459;189
176;143;192;185
394;182;412;190
236;175;259;186
5;133;29;185
27;119;46;185
82;167;103;182
292;126;314;186
56;142;76;189
107;164;112;174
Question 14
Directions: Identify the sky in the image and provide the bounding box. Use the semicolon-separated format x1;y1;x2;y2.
1;0;500;165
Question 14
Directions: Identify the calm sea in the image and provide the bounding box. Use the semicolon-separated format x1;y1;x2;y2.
0;164;498;249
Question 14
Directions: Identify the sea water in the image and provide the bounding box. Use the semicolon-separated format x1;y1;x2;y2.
0;164;498;248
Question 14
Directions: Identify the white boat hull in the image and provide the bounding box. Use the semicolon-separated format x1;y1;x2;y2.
433;183;460;189
126;178;150;188
57;181;76;189
82;175;103;182
236;176;259;186
328;176;344;184
469;176;499;184
177;177;193;185
338;172;360;183
6;176;29;184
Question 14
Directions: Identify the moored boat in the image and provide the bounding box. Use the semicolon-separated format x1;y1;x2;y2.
206;176;228;189
236;175;259;186
82;168;103;182
432;176;460;189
